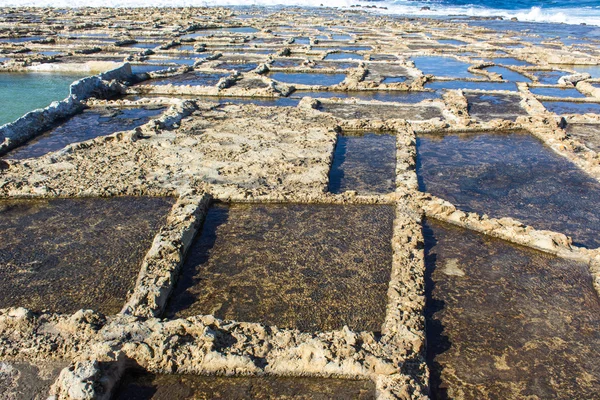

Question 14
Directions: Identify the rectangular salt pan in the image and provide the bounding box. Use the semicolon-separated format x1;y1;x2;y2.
0;360;68;399
0;197;174;314
542;101;600;115
319;103;443;121
484;66;531;82
424;219;600;399
139;72;228;86
411;56;474;79
530;87;586;98
166;203;394;332
329;132;397;194
115;371;376;400
566;123;600;152
293;90;439;103
426;80;517;91
416;131;600;248
466;93;528;121
6;106;165;160
269;72;346;86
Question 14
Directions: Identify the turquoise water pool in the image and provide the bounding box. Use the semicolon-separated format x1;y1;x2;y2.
0;72;88;126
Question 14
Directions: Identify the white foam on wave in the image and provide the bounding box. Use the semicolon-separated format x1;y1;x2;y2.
3;0;600;27
378;1;600;27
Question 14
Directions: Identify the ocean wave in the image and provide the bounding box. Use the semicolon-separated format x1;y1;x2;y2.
379;1;600;26
3;0;600;27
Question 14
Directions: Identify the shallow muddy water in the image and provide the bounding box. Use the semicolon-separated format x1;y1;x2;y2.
114;371;375;400
0;196;174;314
166;203;394;332
329;131;396;194
424;219;600;399
417;130;600;248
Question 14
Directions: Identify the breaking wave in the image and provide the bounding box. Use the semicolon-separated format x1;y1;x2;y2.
3;0;600;27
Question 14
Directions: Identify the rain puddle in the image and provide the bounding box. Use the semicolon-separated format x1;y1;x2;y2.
5;106;165;160
425;81;517;91
424;219;600;399
0;197;174;314
269;72;346;86
319;103;443;121
529;87;586;98
329;131;396;194
0;360;68;399
416;130;600;248
466;93;527;121
138;72;228;87
565;123;600;151
484;66;531;82
0;71;88;126
324;52;363;61
542;101;600;115
114;371;375;400
412;56;474;78
166;203;394;332
293;90;439;103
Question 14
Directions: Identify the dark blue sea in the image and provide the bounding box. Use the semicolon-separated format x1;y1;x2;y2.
380;0;600;27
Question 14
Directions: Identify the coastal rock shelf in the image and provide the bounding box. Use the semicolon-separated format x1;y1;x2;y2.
1;5;599;400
